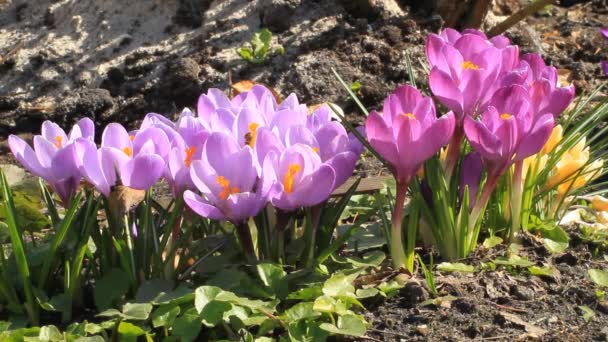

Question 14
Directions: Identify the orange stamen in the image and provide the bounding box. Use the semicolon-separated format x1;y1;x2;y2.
123;147;133;157
216;175;240;200
401;112;416;119
184;146;196;167
129;135;135;142
283;164;301;194
245;122;260;147
500;113;513;120
54;136;63;148
462;60;480;70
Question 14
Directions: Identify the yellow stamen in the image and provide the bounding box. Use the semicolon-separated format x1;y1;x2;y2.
401;112;416;120
245;123;260;147
500;113;513;120
123;147;133;157
184;146;196;167
462;60;480;70
283;164;301;194
129;135;135;142
54;136;63;148
216;175;240;200
312;147;320;154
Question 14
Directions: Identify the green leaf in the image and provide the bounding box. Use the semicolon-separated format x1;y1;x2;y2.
152;285;193;305
284;302;320;323
493;255;535;268
172;314;201;342
122;303;153;320
256;263;288;299
335;250;386;268
151;304;180;328
482;236;503;249
38;325;62;342
135;279;174;303
350;81;361;92
322;271;360;297
528;265;555;277
437;262;476;273
377;280;403;298
287;285;323;300
200;301;231;327
194;286;222;314
543;238;568;254
288;321;328;342
578;305;595;322
117;322;145;342
589;269;608;287
94;268;130;310
319;314;367;337
312;296;336;314
238;48;254;62
355;288;379;299
73;337;105;342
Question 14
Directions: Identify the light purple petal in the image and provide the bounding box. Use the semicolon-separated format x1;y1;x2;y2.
184;190;225;220
120;154;165;190
8;135;47;178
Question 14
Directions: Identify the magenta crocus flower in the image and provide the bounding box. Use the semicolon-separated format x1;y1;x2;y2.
78;123;168;196
365;85;455;270
502;53;575;119
365;85;455;184
426;29;516;120
601;28;608;75
464;84;554;177
8;118;94;203
183;132;275;223
263;144;336;212
460;152;483;209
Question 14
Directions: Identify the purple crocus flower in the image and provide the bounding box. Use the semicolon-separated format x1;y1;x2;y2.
501;53;575;119
263;144;336;212
365;85;456;184
183;132;275;223
426;29;513;120
464;84;554;177
78;123;168;196
8;118;95;203
460;152;483;209
601;28;608;75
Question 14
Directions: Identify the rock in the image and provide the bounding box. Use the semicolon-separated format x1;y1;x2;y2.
400;280;429;306
55;88;115;124
260;0;300;32
510;284;535;301
416;324;429;336
158;57;201;108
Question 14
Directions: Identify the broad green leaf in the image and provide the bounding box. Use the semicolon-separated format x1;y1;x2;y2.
284;302;320;323
151;304;180;328
122;303;153;320
94;268;130;310
287;285;322;300
0;321;11;333
74;337;105;342
287;321;328;342
528;265;555;277
355;288;379;299
1;327;41;342
96;309;122;318
543;238;568;254
194;286;222;314
578;305;595;322
172;314;201;342
201;301;231;327
38;325;62;342
152;285;193;305
377;280;403;297
319;314;367;337
117;322;145;342
493;255;534;268
334;251;385;268
256;263;288;299
437;262;475;273
135;279;174;303
322;271;360;297
312;296;336;313
589;269;608;287
482;236;503;249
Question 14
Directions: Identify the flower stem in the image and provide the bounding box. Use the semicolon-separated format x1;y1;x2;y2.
235;221;256;262
390;181;409;270
445;128;463;180
468;173;500;248
509;161;524;242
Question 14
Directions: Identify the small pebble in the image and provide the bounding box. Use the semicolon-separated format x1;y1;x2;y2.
416;324;428;336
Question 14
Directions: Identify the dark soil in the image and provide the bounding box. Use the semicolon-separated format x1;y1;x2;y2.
1;0;608;340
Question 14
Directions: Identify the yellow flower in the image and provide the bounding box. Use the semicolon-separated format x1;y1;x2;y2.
556;159;603;195
541;125;563;155
591;195;608;211
546;138;589;190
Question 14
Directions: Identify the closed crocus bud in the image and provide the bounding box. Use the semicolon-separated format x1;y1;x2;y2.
591;195;608;212
546;138;589;190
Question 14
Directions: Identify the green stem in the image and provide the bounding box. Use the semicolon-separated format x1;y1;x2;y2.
468;173;500;249
124;214;138;287
235;221;256;262
305;204;323;267
509;161;524;242
390;181;409;270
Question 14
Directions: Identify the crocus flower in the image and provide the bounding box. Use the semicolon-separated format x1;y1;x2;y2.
78;123;168;196
545;137;603;195
460;152;483;209
365;85;455;184
183;132;275;223
263;144;336;212
8;118;95;203
464;85;554;177
427;29;513;120
365;85;455;270
601;28;608;75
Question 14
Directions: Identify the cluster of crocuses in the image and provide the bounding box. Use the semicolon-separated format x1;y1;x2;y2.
8;86;363;228
366;28;576;266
